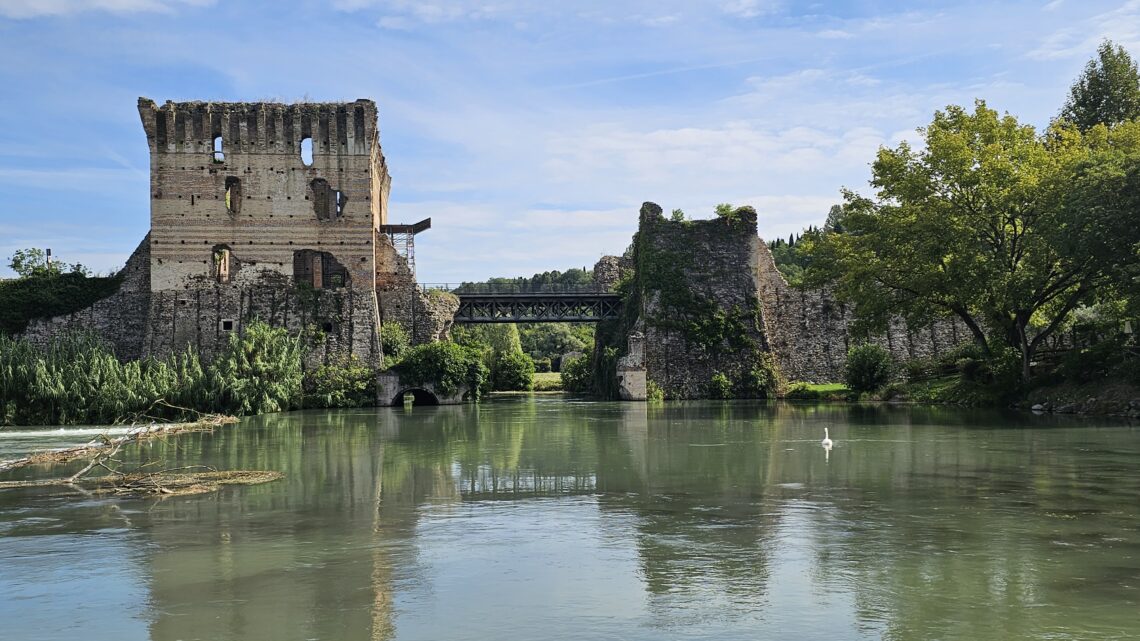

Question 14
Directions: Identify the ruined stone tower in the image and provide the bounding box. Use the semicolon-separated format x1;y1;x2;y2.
136;98;392;364
21;97;455;366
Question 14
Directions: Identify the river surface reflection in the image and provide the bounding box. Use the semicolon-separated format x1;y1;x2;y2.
1;397;1138;640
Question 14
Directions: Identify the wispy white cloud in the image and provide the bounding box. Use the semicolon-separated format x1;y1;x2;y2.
1028;0;1140;59
0;0;213;19
720;0;777;19
0;0;1129;280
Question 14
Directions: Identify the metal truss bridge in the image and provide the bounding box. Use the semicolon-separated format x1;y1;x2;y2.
422;283;622;323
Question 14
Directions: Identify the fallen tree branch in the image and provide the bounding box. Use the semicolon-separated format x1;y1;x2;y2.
0;414;237;475
0;413;280;498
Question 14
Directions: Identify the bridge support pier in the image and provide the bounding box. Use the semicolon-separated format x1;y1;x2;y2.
616;331;647;401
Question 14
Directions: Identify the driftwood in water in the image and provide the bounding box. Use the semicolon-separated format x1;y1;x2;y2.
0;413;237;474
0;413;282;497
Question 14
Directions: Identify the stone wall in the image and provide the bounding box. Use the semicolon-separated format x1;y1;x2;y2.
592;255;631;290
617;202;772;399
375;236;457;345
606;201;979;398
143;281;381;366
137;98;390;366
21;235;152;360
756;243;972;382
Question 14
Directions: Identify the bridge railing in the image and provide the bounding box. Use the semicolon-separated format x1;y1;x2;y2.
420;282;615;295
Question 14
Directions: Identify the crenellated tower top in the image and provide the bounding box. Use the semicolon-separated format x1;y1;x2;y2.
137;97;380;159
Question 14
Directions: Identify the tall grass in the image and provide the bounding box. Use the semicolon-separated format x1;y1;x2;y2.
0;321;302;426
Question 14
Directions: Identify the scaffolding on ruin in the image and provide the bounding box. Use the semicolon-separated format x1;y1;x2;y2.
378;218;431;279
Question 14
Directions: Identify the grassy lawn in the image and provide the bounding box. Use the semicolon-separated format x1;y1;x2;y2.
532;371;563;391
783;381;849;400
803;383;846;393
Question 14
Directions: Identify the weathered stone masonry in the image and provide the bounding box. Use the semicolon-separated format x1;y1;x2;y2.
23;98;451;367
609;203;773;400
137;98;388;365
609;202;972;396
756;243;971;382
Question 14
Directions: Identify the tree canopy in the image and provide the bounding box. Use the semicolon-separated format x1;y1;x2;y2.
1060;40;1140;131
804;101;1140;381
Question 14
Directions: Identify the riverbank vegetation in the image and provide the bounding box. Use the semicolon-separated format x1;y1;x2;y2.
775;41;1140;411
2;322;324;426
393;340;490;401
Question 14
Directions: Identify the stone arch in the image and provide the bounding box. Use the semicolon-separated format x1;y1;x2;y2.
390;388;440;407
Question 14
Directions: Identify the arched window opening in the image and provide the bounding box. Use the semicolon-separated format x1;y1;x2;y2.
212;136;224;163
213;246;232;284
224;176;242;214
300;137;313;166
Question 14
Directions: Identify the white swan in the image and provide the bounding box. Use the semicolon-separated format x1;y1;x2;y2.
821;427;834;450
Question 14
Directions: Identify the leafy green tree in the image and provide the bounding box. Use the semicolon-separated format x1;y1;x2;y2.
1060;40;1140;131
823;204;846;234
670;208;686;222
559;354;592;395
304;355;376;408
451;324;535;390
493;351;535;391
396;341;489;400
517;322;593;366
8;248;87;278
805;101;1140;382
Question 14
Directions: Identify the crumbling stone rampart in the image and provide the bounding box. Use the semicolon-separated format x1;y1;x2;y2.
21;235;152;360
608;201;978;395
756;245;971;382
608;203;773;399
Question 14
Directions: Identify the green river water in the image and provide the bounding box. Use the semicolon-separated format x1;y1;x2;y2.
1;396;1138;640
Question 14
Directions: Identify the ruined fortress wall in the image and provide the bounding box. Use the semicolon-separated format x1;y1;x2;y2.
21;235;152;361
144;285;380;365
635;203;772;399
375;237;457;344
755;242;971;382
136;98;391;364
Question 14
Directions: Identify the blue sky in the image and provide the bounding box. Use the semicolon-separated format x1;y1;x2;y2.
0;0;1137;282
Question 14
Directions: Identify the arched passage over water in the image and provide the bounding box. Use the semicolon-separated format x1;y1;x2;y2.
391;388;440;407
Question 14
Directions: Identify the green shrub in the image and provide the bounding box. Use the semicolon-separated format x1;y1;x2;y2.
739;352;782;398
560;354;592;395
1057;337;1130;383
532;372;563;391
708;372;732;399
784;382;821;400
903;356;939;382
646;379;665;402
0;320;304;425
493;351;535;391
844;343;894;393
380;321;410;366
396;341;489;401
207;321;303;415
304;354;376;408
533;357;552;373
